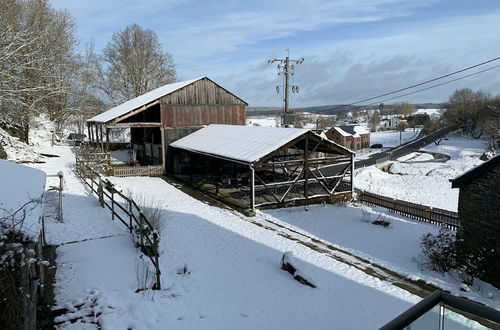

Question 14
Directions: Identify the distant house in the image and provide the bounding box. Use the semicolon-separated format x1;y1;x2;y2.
379;115;406;130
451;154;500;288
323;125;370;150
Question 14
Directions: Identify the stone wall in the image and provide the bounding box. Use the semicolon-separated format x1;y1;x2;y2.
457;166;500;288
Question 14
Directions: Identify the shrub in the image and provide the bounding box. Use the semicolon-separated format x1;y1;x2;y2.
419;227;457;272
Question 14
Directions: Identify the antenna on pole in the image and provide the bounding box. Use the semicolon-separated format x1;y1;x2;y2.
268;51;304;127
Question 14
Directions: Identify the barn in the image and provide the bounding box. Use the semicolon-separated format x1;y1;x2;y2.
169;124;355;212
86;77;247;173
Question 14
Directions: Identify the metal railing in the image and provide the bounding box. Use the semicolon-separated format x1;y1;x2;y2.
380;290;500;329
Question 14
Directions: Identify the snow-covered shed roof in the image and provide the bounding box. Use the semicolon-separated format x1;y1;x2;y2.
170;124;352;164
451;154;500;188
0;160;46;239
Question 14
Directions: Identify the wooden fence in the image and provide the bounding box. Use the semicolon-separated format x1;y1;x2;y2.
356;190;460;230
113;165;163;177
75;159;162;289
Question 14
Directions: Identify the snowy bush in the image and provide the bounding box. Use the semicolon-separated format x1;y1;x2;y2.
418;227;457;272
132;194;167;235
0;201;45;329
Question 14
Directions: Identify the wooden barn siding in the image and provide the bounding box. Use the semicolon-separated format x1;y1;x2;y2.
159;78;245;105
161;104;245;127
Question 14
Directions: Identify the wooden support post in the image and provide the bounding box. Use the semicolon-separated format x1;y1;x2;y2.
304;136;309;199
250;166;255;212
90;123;94;144
350;153;354;197
106;127;110;152
87;123;91;143
100;124;104;151
160;127;166;174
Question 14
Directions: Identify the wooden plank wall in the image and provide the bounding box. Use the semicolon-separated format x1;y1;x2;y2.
161;104;245;127
160;78;246;105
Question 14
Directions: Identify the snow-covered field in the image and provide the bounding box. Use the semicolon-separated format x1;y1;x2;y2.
246;117;280;127
370;129;421;147
355;133;486;211
416;108;441;117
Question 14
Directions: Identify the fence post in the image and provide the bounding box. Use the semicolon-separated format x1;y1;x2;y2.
98;177;104;208
139;212;144;248
153;232;161;290
111;190;115;220
57;171;64;221
128;200;133;233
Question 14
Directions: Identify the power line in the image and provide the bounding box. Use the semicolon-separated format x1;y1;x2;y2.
268;51;304;126
368;63;500;106
349;56;500;106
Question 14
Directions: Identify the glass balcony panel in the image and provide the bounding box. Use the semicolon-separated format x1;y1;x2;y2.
443;306;490;330
405;305;441;329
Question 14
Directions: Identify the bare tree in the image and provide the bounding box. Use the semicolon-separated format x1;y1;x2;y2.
98;24;176;105
395;102;416;117
0;0;78;142
70;43;107;134
442;88;491;138
369;110;380;132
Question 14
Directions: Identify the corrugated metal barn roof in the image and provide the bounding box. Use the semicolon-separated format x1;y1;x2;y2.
170;124;352;164
88;77;203;123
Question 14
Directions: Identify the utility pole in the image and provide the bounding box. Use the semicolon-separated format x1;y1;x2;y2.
268;51;304;127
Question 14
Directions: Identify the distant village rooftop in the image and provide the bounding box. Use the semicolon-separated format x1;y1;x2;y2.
333;125;370;138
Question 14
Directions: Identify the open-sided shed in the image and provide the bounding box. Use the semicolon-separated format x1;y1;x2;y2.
86;77;247;172
169;125;355;211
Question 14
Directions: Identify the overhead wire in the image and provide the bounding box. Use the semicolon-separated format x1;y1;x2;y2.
348;56;500;106
368;64;500;106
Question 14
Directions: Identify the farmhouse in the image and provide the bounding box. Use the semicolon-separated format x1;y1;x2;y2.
451;154;500;288
323;125;370;150
86;77;247;173
169;124;355;211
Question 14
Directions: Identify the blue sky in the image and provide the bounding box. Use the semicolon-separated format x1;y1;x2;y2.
51;0;500;107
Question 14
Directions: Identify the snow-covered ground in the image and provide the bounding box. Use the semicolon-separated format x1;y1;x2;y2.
246;117;280;127
17;139;496;329
26;147;423;328
370;129;421;147
1;117;494;329
355;133;487;211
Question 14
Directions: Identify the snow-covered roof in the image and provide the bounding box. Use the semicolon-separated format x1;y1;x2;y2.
333;125;369;138
170;125;312;164
88;77;205;123
0;160;46;239
451;154;500;188
333;127;351;137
